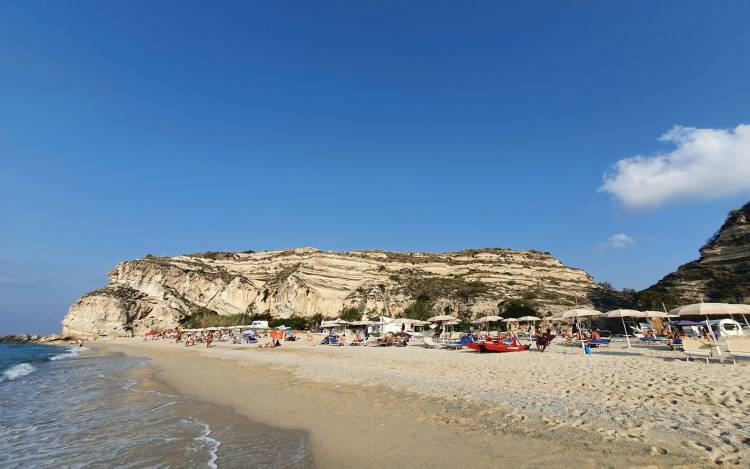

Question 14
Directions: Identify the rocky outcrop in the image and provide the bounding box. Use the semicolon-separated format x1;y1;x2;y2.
62;247;619;338
0;333;68;343
639;201;750;307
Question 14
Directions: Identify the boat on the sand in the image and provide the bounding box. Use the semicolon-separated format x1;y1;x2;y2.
467;335;530;353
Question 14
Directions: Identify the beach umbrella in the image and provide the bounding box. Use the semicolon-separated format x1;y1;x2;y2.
641;310;676;335
517;316;541;339
672;302;747;341
560;308;602;352
717;304;750;329
501;317;519;331
428;315;455;338
473;315;503;333
474;315;504;323
547;311;568;322
604;309;644;348
428;314;455;322
559;308;603;319
673;302;750;344
517;315;541;322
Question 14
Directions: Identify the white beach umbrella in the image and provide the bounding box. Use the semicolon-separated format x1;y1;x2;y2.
604;309;644;348
641;310;674;335
547;311;568;322
474;315;504;323
517;316;541;339
642;310;667;318
559;308;602;319
428;314;455;322
728;304;750;328
428;315;455;338
672;302;749;341
473;315;503;333
560;308;602;353
501;317;518;331
517;315;541;322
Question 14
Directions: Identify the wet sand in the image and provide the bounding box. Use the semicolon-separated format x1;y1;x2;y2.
94;337;744;468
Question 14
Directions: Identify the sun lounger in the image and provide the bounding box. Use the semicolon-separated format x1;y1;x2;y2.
726;337;750;364
589;338;610;347
441;340;463;350
423;336;444;349
682;337;713;363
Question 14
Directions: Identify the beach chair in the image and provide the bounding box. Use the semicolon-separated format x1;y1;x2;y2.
726;337;750;365
682;338;713;363
589;338;610;347
423;336;444;349
441;340;463;350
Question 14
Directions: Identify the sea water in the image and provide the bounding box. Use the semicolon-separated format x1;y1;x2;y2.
0;343;314;468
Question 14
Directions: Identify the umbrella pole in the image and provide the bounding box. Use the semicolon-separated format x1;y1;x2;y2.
705;314;716;342
621;316;631;348
742;314;750;330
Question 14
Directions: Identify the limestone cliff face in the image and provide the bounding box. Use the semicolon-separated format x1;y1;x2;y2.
62;247;614;338
640;201;750;305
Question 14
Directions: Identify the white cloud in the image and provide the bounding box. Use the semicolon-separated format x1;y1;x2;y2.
607;233;634;249
599;124;750;209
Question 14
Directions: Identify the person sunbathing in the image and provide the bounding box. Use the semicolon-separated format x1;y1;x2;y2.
590;329;602;341
643;330;655;339
535;329;554;352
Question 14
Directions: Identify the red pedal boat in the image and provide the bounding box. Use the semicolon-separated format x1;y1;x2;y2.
467;336;530;353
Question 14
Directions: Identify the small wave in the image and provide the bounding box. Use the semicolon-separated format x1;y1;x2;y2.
50;346;89;361
1;363;36;382
147;401;177;412
195;421;221;469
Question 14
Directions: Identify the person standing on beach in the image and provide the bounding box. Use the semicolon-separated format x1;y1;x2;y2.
206;331;214;348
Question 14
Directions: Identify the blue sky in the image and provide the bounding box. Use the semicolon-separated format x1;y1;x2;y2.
2;1;749;335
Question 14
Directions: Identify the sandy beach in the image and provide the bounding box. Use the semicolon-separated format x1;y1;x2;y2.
95;337;749;468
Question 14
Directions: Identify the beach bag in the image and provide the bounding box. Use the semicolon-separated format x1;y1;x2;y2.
584;344;592;355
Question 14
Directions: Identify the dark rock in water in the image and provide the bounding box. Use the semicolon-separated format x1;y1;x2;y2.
39;333;64;343
639;201;750;308
0;333;31;343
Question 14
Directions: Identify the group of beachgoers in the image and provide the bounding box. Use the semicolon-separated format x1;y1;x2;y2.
140;318;714;355
143;328;296;348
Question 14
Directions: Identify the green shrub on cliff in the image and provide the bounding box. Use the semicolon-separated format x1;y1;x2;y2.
400;294;433;320
339;307;361;322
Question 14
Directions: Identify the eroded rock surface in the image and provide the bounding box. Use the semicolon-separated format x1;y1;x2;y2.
63;247;617;338
641;201;750;304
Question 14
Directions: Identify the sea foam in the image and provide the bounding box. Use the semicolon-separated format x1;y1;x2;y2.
1;363;36;382
194;420;221;469
50;347;89;361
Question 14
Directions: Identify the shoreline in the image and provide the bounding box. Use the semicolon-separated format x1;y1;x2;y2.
93;338;739;468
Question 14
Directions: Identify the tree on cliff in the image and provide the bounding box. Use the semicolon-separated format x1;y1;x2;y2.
400;294;433;321
339;307;361;322
500;298;538;318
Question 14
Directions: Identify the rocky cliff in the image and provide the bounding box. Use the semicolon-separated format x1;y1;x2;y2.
62;247;618;338
639;201;750;307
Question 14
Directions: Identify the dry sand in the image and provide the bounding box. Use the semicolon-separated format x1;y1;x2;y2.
97;337;748;468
